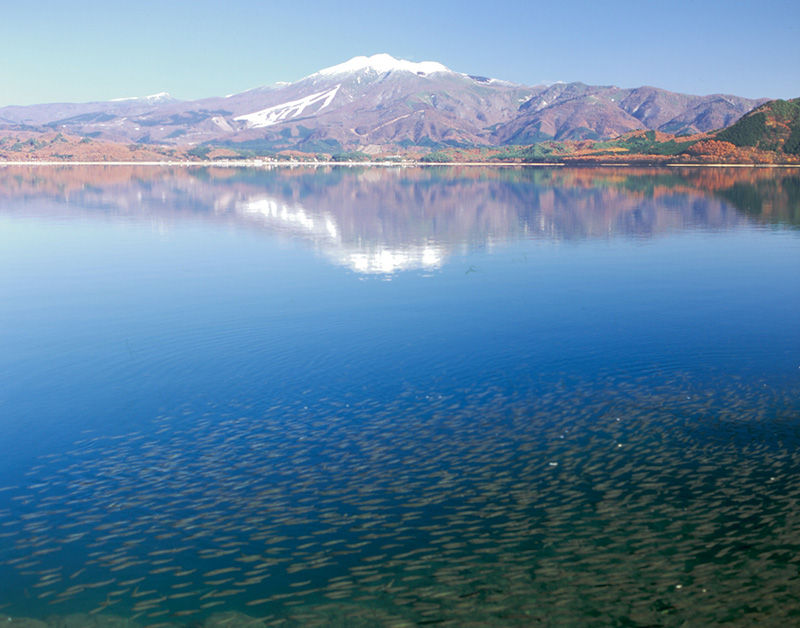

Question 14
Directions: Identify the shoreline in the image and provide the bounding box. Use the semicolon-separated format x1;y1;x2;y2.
1;159;799;168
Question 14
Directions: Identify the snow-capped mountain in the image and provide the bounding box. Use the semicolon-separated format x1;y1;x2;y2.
109;92;177;104
313;53;451;77
0;54;767;151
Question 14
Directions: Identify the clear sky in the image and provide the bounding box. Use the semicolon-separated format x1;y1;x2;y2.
1;0;797;107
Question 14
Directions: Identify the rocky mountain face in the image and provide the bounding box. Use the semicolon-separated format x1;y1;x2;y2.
0;54;767;152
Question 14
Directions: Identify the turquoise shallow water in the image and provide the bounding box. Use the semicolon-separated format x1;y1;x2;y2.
0;165;798;627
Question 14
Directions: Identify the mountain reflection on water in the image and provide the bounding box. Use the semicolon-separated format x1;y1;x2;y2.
1;164;797;274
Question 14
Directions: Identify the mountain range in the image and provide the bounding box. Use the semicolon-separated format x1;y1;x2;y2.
0;54;770;153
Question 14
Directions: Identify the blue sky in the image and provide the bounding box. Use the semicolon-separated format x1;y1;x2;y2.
1;0;797;106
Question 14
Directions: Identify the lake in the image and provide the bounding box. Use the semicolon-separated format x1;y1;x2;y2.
0;164;799;627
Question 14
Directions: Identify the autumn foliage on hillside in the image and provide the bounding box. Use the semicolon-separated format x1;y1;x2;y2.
0;130;248;163
681;140;779;164
1;97;799;165
715;98;800;155
0;130;190;162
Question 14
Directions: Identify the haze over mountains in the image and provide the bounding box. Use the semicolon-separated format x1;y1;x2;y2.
0;54;768;153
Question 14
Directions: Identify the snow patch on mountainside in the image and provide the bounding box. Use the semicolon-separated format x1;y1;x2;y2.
234;85;340;128
314;54;450;77
212;116;233;131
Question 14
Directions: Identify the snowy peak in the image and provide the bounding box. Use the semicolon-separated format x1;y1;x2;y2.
313;53;452;78
143;92;175;103
232;54;458;131
110;92;176;104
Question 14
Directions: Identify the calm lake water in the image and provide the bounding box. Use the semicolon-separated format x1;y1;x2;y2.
0;164;799;627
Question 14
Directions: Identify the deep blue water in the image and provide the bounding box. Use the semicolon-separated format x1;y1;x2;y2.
0;165;799;627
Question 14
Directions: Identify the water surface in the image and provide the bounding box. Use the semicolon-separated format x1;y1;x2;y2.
0;165;799;627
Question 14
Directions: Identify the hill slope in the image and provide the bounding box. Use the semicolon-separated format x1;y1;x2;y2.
714;98;800;155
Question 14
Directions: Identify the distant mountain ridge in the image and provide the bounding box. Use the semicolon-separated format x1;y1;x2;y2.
0;54;769;153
